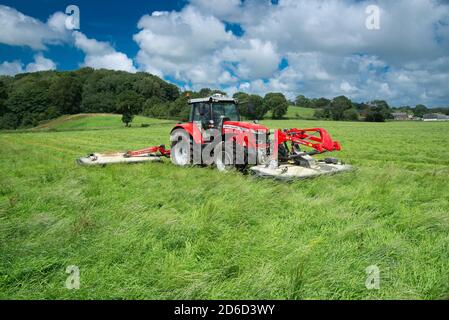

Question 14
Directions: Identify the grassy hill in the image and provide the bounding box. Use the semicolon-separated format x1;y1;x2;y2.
266;106;318;120
33;114;173;131
285;106;317;119
1;115;448;299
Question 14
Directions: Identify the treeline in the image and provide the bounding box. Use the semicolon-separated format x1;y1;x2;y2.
294;95;449;122
295;95;392;122
391;104;449;117
0;68;182;129
232;92;288;120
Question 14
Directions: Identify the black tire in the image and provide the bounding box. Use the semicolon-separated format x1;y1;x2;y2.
214;142;234;172
170;129;193;166
214;141;247;172
278;143;289;161
324;157;339;165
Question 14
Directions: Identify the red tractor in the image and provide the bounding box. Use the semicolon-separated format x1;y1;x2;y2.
78;94;351;179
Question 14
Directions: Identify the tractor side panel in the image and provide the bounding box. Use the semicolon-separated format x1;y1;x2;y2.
222;125;259;150
171;123;204;144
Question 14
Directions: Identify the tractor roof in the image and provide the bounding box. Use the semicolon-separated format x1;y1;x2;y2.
188;94;236;104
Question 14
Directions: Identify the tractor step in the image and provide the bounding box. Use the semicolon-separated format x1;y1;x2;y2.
77;152;162;166
250;161;353;180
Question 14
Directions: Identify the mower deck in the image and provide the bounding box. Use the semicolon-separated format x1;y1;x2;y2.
77;152;162;166
250;161;353;180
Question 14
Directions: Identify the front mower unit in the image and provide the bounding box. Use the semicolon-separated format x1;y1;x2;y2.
249;128;353;179
250;160;352;180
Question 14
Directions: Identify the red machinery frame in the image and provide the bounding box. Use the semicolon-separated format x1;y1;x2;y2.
125;145;171;158
124;126;341;160
276;128;341;153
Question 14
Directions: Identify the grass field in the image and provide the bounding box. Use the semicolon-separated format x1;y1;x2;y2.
1;116;448;299
33;114;172;131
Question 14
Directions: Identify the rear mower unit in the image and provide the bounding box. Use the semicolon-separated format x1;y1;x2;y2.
77;94;352;179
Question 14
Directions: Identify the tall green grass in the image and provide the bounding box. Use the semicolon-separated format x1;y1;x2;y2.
0;118;448;299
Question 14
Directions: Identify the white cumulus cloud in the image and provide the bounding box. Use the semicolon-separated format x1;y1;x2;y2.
73;31;136;73
0;5;69;50
0;61;24;76
132;0;449;105
0;53;56;76
189;0;242;21
220;38;280;80
133;5;283;87
216;0;449;106
134;5;234;86
25;53;57;72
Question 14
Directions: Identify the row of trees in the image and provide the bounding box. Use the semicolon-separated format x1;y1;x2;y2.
0;68;181;129
295;94;449;122
393;104;449;117
295;95;392;122
233;92;288;120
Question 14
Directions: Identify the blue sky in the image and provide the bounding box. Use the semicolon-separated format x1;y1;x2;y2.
0;0;187;70
1;0;449;107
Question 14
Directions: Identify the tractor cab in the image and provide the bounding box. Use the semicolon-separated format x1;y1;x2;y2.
188;94;240;132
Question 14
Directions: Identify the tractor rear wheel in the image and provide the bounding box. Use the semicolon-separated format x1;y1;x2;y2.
170;129;193;166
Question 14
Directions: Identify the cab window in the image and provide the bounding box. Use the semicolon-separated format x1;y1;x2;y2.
212;103;240;124
191;103;210;122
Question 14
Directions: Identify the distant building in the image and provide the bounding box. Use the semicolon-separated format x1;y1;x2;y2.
422;113;449;121
392;112;410;121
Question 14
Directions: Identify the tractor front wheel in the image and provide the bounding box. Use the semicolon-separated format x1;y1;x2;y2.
170;129;193;166
214;142;235;172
